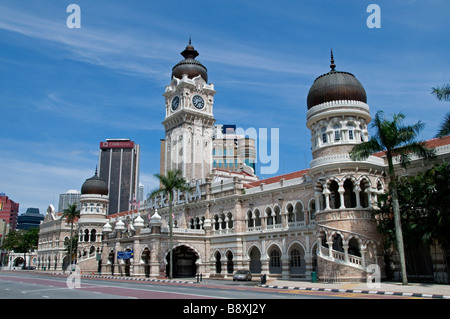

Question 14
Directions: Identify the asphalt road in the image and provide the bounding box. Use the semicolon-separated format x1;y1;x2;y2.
0;271;416;301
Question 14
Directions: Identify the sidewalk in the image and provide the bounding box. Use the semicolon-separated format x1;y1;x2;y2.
261;279;450;299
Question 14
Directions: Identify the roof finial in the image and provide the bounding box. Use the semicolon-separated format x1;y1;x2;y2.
189;34;192;45
330;49;336;71
95;166;98;176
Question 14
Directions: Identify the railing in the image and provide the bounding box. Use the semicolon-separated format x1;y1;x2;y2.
319;245;364;268
213;228;235;235
161;227;205;236
288;221;306;228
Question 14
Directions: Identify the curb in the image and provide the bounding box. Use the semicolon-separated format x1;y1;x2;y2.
258;284;450;299
81;274;196;284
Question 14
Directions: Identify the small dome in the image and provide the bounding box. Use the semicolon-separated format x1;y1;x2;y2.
81;169;108;196
115;220;125;230
133;215;145;228
171;39;208;82
102;222;112;232
307;51;367;110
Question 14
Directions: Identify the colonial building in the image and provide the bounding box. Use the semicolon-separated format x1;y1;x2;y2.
37;41;450;282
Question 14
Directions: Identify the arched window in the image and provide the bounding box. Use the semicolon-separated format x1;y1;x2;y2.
294;202;304;222
286;204;294;223
84;229;89;242
344;179;356;208
226;212;233;229
254;209;261;227
226;251;234;274
348;237;361;257
90;229;97;242
360;179;370;208
213;215;219;230
247;210;254;228
347;124;354;140
266;207;273;226
333;124;341;141
321;127;327;144
215;252;221;274
274;206;282;225
329;181;340;209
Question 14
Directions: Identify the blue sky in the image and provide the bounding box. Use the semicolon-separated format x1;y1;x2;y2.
0;0;448;215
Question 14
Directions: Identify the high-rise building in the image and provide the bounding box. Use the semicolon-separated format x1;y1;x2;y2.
98;139;140;215
58;189;81;212
212;124;256;173
0;193;19;230
17;208;44;230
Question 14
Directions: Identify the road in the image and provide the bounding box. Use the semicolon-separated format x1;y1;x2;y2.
0;271;416;301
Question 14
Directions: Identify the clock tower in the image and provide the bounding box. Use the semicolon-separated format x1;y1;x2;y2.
161;40;216;182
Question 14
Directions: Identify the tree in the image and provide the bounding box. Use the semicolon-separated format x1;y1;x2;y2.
62;203;80;271
150;170;190;279
376;162;450;282
1;228;39;267
350;110;435;285
431;84;450;138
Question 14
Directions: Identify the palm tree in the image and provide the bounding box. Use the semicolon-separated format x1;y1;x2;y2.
431;84;450;138
349;110;435;285
150;170;190;279
62;203;80;272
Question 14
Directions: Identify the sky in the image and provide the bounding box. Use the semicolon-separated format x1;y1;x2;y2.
0;0;448;215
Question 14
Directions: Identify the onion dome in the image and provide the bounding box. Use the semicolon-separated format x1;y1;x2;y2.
133;215;145;228
307;50;367;110
115;219;125;231
81;168;109;196
171;38;208;82
102;222;112;233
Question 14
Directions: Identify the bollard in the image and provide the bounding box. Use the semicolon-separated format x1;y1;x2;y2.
260;274;266;285
311;271;317;283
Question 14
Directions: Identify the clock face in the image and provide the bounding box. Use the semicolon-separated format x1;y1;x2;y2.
192;95;205;109
171;96;180;111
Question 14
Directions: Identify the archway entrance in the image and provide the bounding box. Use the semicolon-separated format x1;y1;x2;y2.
249;247;262;274
166;245;198;278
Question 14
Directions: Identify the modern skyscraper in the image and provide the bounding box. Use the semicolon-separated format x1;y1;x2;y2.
98;139;140;215
16;208;44;230
212;124;256;173
58;189;81;212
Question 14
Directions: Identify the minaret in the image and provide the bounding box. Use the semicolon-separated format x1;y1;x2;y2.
161;40;216;182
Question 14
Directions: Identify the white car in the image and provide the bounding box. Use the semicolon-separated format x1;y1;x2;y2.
233;270;252;281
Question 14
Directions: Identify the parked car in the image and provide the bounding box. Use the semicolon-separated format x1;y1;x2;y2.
22;266;36;270
233;270;252;281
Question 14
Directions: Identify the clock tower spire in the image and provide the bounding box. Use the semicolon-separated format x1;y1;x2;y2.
161;40;216;182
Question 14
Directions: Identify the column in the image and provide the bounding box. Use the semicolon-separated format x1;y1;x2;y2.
354;186;362;208
338;185;345;209
323;189;331;210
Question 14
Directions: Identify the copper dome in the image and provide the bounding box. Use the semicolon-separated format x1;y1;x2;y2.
81;170;108;196
307;51;367;110
171;39;208;82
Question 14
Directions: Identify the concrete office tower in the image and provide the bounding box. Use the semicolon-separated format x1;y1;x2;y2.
58;190;81;212
212;124;256;173
98;139;140;215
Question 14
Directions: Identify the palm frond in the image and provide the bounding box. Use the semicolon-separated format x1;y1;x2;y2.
431;84;450;102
